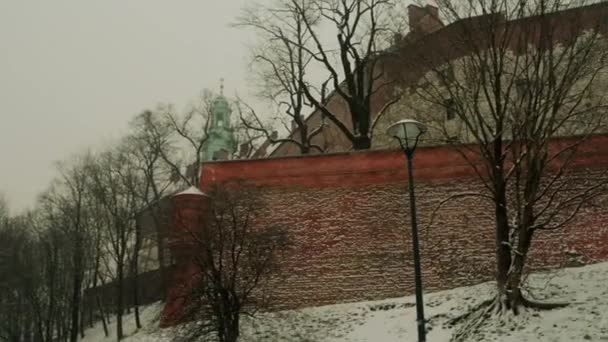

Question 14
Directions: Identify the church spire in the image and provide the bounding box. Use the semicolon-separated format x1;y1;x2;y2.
201;80;236;161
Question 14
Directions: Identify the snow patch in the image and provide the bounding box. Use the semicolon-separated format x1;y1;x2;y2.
81;262;608;341
175;186;208;196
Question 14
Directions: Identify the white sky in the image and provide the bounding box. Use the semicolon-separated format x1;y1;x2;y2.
0;1;256;213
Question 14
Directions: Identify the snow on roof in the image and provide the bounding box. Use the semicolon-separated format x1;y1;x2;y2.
175;186;208;197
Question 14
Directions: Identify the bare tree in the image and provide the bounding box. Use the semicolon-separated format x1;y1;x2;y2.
88;147;143;341
175;185;290;342
146;91;214;187
0;219;37;342
50;155;93;342
287;0;400;150
236;0;326;154
0;196;10;288
230;112;268;159
35;204;75;342
128;112;175;299
144;89;261;174
18;153;99;342
0;193;7;223
117;126;180;330
397;0;608;336
0;210;74;342
0;153;131;342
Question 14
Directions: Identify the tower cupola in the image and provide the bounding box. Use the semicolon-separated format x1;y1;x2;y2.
201;79;236;161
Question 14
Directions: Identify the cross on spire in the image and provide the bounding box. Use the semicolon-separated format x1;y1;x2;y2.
220;77;225;95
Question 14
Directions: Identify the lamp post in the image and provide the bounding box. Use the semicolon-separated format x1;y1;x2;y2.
387;119;428;342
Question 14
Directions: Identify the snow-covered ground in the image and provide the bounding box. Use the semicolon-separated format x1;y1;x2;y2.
81;262;608;341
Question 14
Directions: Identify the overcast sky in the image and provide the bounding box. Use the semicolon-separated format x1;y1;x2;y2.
0;1;257;213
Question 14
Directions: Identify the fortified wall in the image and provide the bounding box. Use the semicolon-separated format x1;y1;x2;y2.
161;135;608;326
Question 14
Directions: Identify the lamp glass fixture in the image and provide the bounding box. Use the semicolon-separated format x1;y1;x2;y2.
387;119;427;141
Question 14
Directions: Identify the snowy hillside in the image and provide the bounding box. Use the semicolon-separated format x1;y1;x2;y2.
81;262;608;342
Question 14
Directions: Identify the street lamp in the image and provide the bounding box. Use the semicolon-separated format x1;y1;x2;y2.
387;119;428;342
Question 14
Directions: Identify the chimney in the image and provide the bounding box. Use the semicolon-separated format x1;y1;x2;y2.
408;4;443;35
239;143;250;158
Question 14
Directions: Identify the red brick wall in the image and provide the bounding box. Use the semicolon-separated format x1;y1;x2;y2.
162;135;608;325
161;193;208;327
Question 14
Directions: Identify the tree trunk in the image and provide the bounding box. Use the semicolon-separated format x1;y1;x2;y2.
45;273;56;341
89;240;101;329
59;311;68;342
506;219;535;312
298;124;311;155
55;312;61;342
35;322;44;342
352;135;371;150
26;321;33;342
88;291;94;328
300;144;311;154
69;269;82;342
80;303;85;338
96;295;109;338
134;220;142;329
494;181;512;308
225;315;240;342
116;262;124;341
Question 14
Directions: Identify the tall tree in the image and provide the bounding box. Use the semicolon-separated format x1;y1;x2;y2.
237;0;326;154
88;147;142;341
36;201;77;342
37;153;96;342
128;111;175;303
176;185;290;342
0;216;34;342
397;0;608;336
293;0;399;150
147;91;214;187
0;212;65;342
0;193;7;223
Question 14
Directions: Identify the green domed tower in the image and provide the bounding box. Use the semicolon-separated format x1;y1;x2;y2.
202;81;236;161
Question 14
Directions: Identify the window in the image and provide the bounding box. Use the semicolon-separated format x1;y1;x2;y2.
445;98;456;121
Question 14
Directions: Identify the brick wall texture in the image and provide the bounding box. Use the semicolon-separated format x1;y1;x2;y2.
161;135;608;326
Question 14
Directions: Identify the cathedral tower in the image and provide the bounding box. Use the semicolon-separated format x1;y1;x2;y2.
201;80;236;161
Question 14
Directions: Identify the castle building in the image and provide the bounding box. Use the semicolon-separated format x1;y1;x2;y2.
258;3;608;158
